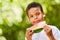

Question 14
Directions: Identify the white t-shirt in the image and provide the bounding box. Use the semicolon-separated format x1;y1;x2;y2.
25;25;60;40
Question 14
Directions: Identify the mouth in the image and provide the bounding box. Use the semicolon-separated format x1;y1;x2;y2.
33;19;44;25
33;20;41;24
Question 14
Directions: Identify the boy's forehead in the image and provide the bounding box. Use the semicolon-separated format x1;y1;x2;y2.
28;7;40;12
28;7;41;14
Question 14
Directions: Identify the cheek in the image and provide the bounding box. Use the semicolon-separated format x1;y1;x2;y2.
38;15;44;20
38;14;43;18
29;18;35;24
30;18;34;22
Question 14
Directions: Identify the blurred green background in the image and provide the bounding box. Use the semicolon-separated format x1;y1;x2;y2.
0;0;60;40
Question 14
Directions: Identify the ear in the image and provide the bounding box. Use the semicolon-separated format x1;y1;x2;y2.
43;14;45;17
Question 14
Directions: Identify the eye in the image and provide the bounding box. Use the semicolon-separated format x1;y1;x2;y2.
30;15;33;18
36;12;40;16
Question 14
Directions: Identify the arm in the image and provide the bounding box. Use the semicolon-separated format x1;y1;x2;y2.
49;34;55;40
26;28;33;40
43;25;56;40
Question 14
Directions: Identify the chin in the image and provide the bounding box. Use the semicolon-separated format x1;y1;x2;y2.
33;23;38;25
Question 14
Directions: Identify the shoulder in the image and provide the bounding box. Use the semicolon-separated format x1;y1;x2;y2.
48;25;60;33
48;25;59;30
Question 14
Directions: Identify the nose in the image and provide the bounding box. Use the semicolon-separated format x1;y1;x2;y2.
34;16;37;19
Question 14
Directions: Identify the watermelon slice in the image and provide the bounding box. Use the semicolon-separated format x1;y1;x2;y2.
29;21;46;33
34;28;43;33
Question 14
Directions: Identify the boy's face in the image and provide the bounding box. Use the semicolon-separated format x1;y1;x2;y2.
28;7;45;25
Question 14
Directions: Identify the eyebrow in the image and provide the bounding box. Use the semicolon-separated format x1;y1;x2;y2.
34;10;40;14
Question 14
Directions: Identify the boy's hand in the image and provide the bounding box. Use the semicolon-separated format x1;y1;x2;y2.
35;21;55;40
43;25;55;40
26;28;33;40
43;25;52;37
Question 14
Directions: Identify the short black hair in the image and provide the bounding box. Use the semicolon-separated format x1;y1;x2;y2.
26;2;43;15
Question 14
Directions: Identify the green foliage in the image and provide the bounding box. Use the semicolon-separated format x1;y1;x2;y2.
0;2;2;7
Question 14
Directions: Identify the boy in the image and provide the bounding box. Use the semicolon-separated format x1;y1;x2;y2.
25;2;60;40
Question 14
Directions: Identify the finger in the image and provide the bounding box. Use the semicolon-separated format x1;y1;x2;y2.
29;30;34;36
44;26;52;34
43;25;49;32
26;29;33;36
